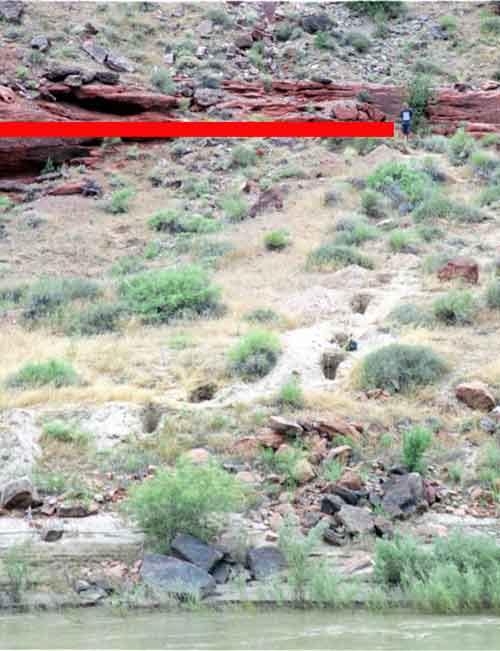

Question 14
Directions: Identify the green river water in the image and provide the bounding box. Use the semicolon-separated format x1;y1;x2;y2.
1;609;500;650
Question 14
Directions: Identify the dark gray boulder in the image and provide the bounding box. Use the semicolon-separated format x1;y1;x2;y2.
320;493;344;515
246;546;287;580
381;472;426;519
171;534;224;572
334;505;375;536
1;477;33;510
301;14;332;34
140;554;216;597
0;1;24;23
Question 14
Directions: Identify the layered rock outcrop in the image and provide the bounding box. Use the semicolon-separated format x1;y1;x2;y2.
1;77;500;178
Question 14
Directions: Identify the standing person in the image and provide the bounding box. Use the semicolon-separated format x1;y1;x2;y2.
400;104;413;141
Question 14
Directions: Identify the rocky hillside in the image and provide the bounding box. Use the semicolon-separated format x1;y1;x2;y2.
1;0;500;612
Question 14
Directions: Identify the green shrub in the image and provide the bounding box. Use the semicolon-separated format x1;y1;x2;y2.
205;8;233;26
448;127;475;166
6;359;79;389
42;420;93;447
306;243;374;271
334;219;378;247
322;458;343;483
272;164;306;181
479;183;500;207
486;280;500;309
191;238;235;269
103;187;135;214
228;330;281;380
0;283;28;305
314;31;336;51
275;23;294;42
0;195;13;213
478;441;500;489
411;193;454;222
109;255;145;277
119;266;221;324
344;31;372;53
349;1;404;19
151;68;175;94
433;289;477;325
231;145;257;168
358;343;448;394
264;229;290;251
181;175;211;199
244;308;280;324
361;189;386;219
259;446;306;488
420;135;448;153
65;302;124;335
402;426;432;473
367;161;429;206
470;150;499;181
276;375;305;410
481;15;500;35
417;224;444;242
219;193;249;222
480;133;500;148
125;459;247;550
438;15;457;35
388;303;430;327
389;229;416;252
148;210;219;234
407;74;433;132
22;276;101;322
374;530;500;613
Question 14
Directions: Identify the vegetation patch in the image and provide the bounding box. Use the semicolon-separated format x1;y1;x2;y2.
375;531;500;613
6;359;79;389
432;289;477;325
119;266;221;324
229;330;281;380
307;243;374;271
402;426;432;473
125;459;247;550
358;343;448;394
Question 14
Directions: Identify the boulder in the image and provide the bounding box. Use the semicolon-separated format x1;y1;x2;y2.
140;554;216;597
338;469;363;491
249;187;283;218
437;257;479;284
381;472;426;519
0;1;24;23
40;520;64;542
57;501;99;517
235;33;254;49
325;445;352;465
1;477;33;510
301;14;332;34
246;545;287;580
268;416;303;436
456;381;496;412
330;485;361;506
81;39;108;64
335;505;374;536
320;493;344;515
31;35;49;51
170;534;224;572
105;53;135;74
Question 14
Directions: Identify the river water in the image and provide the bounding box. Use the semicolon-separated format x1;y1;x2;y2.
1;609;500;650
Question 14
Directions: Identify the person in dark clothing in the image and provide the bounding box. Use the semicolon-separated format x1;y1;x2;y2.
400;105;413;140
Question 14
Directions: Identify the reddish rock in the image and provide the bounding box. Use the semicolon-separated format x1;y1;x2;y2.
183;448;211;464
456;381;496;412
313;418;360;440
256;429;286;449
249;187;284;218
338;469;363;491
268;416;303;436
437;257;479;284
231;436;260;460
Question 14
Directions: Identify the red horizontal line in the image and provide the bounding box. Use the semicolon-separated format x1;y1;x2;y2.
0;121;394;139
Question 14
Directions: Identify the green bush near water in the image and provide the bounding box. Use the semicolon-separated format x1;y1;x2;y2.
374;530;500;613
125;459;247;550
